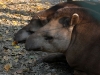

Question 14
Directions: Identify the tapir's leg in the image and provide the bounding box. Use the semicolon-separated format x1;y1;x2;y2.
74;70;87;75
33;53;73;73
42;53;67;63
34;53;67;65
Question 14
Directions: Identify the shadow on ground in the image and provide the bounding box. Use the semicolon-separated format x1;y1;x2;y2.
0;1;73;75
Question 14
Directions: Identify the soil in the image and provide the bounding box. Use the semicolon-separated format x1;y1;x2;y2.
0;0;73;75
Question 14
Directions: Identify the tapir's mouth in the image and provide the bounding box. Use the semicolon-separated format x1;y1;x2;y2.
18;40;26;43
13;38;26;43
26;46;45;51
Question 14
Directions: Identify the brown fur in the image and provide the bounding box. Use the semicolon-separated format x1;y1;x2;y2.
26;7;100;75
58;7;100;75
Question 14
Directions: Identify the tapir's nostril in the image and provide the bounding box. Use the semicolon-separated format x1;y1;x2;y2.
28;31;35;34
44;36;53;40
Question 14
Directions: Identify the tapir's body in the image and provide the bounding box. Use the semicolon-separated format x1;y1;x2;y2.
14;1;100;43
65;8;100;75
25;3;100;75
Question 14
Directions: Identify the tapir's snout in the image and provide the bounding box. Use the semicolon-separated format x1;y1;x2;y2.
25;39;44;51
25;39;33;51
25;34;44;51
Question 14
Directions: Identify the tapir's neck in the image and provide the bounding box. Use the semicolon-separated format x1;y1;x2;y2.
65;7;100;72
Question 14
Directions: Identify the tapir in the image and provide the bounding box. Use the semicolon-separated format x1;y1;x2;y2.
14;1;100;43
25;6;100;75
13;2;71;43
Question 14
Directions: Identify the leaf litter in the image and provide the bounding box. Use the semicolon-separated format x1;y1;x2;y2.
0;0;73;75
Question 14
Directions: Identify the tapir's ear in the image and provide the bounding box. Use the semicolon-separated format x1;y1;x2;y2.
38;16;48;25
70;13;79;26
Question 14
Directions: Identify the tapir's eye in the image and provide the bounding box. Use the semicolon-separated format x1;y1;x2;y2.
59;17;70;27
44;35;53;40
28;31;35;34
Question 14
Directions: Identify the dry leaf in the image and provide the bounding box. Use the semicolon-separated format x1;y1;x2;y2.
4;63;12;71
2;19;7;22
0;37;2;40
18;52;23;55
2;5;7;8
12;41;18;46
3;56;9;61
14;46;20;49
0;2;4;5
6;38;12;41
14;58;18;62
31;6;34;8
6;30;9;34
15;69;23;74
15;14;21;17
28;59;32;64
37;6;44;10
12;21;17;25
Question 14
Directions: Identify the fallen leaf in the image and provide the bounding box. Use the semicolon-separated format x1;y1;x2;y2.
4;63;12;71
14;58;18;62
15;14;21;17
3;56;9;61
2;5;7;9
12;21;17;25
31;6;34;8
6;30;9;34
6;38;12;41
18;52;23;55
14;69;23;74
2;19;7;22
14;46;20;49
27;59;32;64
0;2;4;5
12;41;18;46
37;6;44;10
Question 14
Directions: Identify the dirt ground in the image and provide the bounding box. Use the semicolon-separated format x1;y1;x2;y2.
0;0;73;75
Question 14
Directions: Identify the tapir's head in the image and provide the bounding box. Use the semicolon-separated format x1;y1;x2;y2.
25;7;80;53
14;14;48;43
